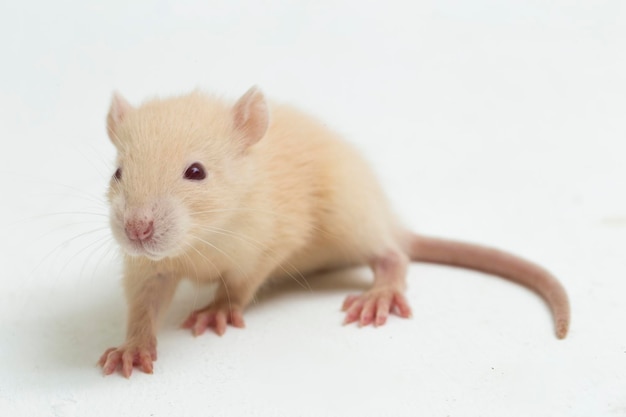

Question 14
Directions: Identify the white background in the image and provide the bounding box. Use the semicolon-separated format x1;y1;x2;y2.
1;1;625;416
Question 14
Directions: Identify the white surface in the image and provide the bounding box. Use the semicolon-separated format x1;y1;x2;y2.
1;1;625;416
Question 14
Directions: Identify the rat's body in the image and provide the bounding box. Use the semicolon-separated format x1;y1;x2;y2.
99;87;570;377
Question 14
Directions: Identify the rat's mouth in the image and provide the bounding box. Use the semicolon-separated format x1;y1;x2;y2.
121;237;169;260
124;233;188;261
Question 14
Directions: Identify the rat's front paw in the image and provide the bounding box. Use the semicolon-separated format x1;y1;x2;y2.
98;342;157;378
342;288;412;327
181;303;245;336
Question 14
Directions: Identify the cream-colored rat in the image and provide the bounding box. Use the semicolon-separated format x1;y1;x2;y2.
98;87;570;377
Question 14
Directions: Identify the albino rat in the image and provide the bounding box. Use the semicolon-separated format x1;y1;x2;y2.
98;87;570;377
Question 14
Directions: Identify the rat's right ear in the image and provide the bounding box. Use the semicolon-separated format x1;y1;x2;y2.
232;86;269;150
106;92;133;144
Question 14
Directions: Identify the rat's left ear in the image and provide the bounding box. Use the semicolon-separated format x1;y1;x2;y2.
232;86;269;149
106;92;133;145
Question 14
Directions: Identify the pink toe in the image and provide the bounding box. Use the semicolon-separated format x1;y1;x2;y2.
231;310;245;328
103;351;121;375
360;299;376;326
139;351;153;374
393;293;412;318
99;347;115;366
375;297;391;326
122;351;134;378
344;302;362;325
193;313;212;336
214;310;227;336
181;312;199;329
342;294;359;311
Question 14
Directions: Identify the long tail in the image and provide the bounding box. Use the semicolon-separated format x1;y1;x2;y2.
409;234;570;339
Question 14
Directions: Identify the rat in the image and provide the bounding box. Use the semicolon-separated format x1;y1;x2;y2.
97;86;570;378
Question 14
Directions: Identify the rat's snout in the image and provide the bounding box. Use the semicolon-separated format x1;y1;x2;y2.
113;199;182;259
124;215;155;242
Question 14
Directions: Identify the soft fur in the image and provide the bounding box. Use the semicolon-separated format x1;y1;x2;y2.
99;87;570;378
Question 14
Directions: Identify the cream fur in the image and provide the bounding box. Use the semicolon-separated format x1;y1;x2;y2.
108;89;402;284
99;87;570;378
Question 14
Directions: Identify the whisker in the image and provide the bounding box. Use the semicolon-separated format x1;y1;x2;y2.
54;233;113;283
19;191;108;208
34;223;109;243
91;239;120;282
184;240;231;312
189;206;355;273
79;236;116;285
189;206;341;243
178;242;203;311
1;170;108;207
197;225;311;291
19;211;109;225
31;228;110;277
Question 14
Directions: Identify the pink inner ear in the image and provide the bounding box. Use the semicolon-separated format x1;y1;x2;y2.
107;92;132;143
232;87;269;148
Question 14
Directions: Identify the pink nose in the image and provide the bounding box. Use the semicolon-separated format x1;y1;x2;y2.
125;219;154;242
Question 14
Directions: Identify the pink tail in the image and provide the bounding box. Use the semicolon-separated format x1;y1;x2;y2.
410;234;570;339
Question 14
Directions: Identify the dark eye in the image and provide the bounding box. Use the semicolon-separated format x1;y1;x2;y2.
184;162;206;180
113;168;122;181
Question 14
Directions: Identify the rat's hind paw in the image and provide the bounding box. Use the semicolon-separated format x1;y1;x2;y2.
98;343;156;378
342;288;412;327
181;303;245;337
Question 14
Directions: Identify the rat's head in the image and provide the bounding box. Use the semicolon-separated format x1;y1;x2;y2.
106;87;269;260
